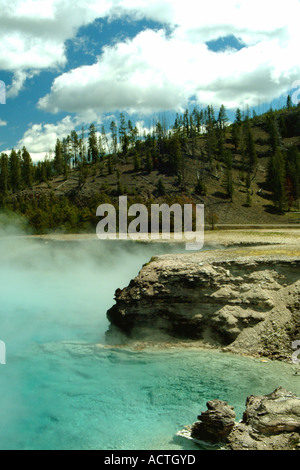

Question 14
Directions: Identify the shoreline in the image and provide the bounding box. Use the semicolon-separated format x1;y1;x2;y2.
98;338;273;361
106;243;300;363
9;227;300;249
60;338;298;370
3;228;299;363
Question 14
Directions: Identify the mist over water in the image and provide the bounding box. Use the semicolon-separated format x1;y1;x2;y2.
0;233;299;450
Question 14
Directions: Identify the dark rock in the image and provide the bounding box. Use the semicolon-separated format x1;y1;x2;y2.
241;387;300;435
182;387;300;450
191;399;236;443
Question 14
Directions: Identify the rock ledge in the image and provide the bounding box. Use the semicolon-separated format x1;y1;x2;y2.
106;248;300;359
178;387;300;450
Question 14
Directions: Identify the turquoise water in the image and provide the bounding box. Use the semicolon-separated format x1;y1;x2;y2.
0;237;299;450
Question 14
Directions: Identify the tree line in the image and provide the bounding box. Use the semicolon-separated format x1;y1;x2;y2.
0;98;299;218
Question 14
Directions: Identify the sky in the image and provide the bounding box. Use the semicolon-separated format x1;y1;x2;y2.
0;0;300;162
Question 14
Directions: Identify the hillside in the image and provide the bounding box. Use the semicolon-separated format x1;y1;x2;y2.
1;104;300;233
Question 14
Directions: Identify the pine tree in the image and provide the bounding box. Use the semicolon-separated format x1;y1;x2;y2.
97;133;106;160
183;109;190;137
128;120;138;148
9;149;21;192
235;108;242;125
189;114;197;158
231;122;240;151
53;139;64;175
110;121;118;161
21;146;33;188
88;123;99;164
133;152;141;172
267;149;287;212
156;177;166;196
70;130;79;167
285;145;300;207
119;113;128;156
216;125;226;161
167;134;181;175
0;153;9;193
218;104;228;131
243;119;257;171
35;161;47;183
62;136;71;169
286;95;292;110
192;107;203;134
205;106;217;165
267;112;281;155
224;150;234;201
79;126;87;164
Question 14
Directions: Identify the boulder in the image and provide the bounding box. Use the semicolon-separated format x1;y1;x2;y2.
181;388;300;450
191;400;236;443
242;387;300;435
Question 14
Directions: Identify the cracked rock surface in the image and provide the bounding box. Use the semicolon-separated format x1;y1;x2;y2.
180;387;300;450
107;246;300;360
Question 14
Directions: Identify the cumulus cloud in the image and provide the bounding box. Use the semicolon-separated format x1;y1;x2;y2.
38;8;300;115
6;70;37;99
17;111;104;155
38;28;191;114
0;120;7;127
0;0;117;97
3;0;300;106
6;0;300;158
115;0;293;42
17;115;81;154
0;0;111;68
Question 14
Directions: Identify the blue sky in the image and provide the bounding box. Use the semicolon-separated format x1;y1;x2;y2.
0;0;299;161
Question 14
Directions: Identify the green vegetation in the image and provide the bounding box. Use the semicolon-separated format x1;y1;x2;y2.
1;99;300;233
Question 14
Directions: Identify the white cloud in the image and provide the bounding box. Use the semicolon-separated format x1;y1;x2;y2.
38;5;300;115
6;0;300;156
0;0;117;97
17;113;104;154
18;116;80;154
38;28;191;114
28;152;50;163
6;70;37;99
115;0;300;45
0;119;7;127
3;0;300;104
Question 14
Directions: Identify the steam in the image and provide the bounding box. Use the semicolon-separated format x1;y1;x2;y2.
0;220;189;449
0;222;298;450
0;222;187;356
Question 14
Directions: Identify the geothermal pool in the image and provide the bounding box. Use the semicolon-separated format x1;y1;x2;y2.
0;237;298;450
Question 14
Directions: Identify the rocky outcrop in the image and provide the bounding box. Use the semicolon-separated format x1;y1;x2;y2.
106;247;300;359
191;400;236;443
179;387;300;450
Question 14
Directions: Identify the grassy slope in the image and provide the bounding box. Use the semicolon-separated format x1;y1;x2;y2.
15;110;300;228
